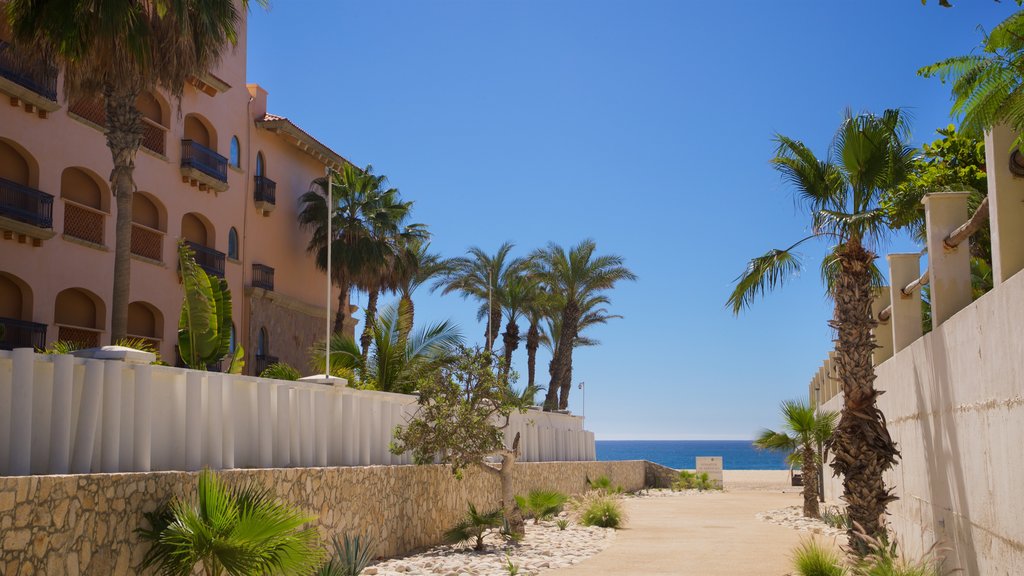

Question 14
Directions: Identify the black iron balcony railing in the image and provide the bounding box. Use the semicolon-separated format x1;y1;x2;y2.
0;40;57;101
180;140;228;183
254;175;276;206
254;354;279;377
0;176;53;229
184;240;225;278
0;317;48;351
252;263;274;291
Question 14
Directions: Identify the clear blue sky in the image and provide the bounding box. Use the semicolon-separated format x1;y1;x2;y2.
247;1;1013;440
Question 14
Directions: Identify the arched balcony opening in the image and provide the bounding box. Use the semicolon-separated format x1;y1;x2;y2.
0;272;45;350
60;167;108;246
127;301;163;350
181;113;227;190
181;212;224;277
136;91;169;155
54;287;105;348
0;137;52;234
131;192;166;262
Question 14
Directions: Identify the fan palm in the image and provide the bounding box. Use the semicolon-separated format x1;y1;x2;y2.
727;109;913;551
530;240;635;411
138;469;322;576
310;304;462;393
5;0;259;342
438;243;524;351
754;400;838;519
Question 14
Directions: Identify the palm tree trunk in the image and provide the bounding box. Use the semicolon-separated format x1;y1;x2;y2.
501;320;519;373
105;85;142;343
546;302;579;411
828;239;899;552
360;290;379;361
544;357;558;410
559;350;573;411
499;434;525;537
526;320;540;391
485;306;502;351
802;443;820;519
333;280;351;336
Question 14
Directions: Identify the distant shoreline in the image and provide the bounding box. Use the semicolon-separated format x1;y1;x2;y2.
595;439;788;471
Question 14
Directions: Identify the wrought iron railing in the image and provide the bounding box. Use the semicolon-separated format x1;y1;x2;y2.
56;325;100;349
141;118;166;155
254;175;276;206
0;176;53;229
184;240;225;278
254;354;279;377
63;200;105;245
0;39;57;101
68;98;105;127
131;222;163;261
252;263;275;291
181;140;228;183
0;317;47;351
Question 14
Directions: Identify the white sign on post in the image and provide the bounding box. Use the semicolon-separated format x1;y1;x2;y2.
695;456;723;488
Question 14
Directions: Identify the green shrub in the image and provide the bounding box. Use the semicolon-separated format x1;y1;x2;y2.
672;470;721;491
587;475;623;494
578;496;625;529
444;503;504;551
792;539;846;576
317;534;375;576
260;362;302;381
504;555;520;575
820;505;850;530
515;490;568;524
851;532;943;576
556;518;569;531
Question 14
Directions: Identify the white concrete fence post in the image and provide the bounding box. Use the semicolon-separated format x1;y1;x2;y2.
72;360;104;474
48;354;74;474
100;360;122;473
888;253;924;353
133;363;153;472
275;385;291;467
9;348;34;475
985;124;1024;285
185;371;203;471
258;380;273;467
207;373;224;470
924;192;973;327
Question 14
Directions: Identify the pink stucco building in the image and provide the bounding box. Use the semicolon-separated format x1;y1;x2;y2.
0;15;350;375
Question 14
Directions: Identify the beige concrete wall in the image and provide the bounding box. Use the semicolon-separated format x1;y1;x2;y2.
0;460;647;575
820;267;1024;575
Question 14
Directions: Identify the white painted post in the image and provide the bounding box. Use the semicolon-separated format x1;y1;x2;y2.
888;253;924;353
379;399;393;465
315;389;329;467
258;380;273;467
185;371;203;471
985;124;1024;285
871;287;894;366
359;396;372;466
9;348;34;475
133;363;152;472
341;393;357;466
924;192;973;326
290;388;300;465
222;378;235;469
101;360;122;473
72;360;104;474
275;385;291;467
49;354;74;474
207;373;224;470
298;388;313;466
389;402;403;464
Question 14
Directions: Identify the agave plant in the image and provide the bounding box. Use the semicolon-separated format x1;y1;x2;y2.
514;490;568;524
316;534;375;576
137;469;323;576
443;503;505;551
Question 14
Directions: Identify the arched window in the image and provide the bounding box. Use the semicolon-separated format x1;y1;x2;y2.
257;327;268;356
229;323;237;353
229;136;240;167
255;152;265;177
227;227;239;260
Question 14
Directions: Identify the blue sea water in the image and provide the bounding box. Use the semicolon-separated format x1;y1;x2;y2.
595;440;787;470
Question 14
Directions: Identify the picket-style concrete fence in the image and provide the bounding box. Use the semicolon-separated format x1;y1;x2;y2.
809;124;1024;575
0;350;595;476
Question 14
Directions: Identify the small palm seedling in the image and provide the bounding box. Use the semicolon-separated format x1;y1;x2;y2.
515;490;568;524
504;555;520;576
444;503;504;551
317;534;375;576
792;539;846;576
587;475;623;495
556;518;569;531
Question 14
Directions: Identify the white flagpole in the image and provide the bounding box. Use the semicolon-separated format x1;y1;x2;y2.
325;167;332;378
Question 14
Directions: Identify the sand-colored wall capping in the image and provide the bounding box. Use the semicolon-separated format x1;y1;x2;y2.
820;265;1024;575
0;460;647;575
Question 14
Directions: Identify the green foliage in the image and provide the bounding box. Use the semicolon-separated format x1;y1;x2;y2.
850;532;943;576
515;490;568;524
754;400;838;467
177;242;244;373
672;471;720;491
504;555;520;576
40;340;84;355
40;337;167;365
137;469;322;576
556;518;569;531
443;503;504;551
587;475;623;495
820;506;850;531
316;534;375;576
792;539;846;576
259;362;302;381
577;495;625;529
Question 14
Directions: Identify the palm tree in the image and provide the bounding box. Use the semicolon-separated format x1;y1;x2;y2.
727;109;914;551
392;240;451;340
494;270;541;374
310;304;462;394
298;164;402;335
540;294;620;408
439;243;523;351
138;469;322;576
521;282;553;392
531;240;635;411
6;0;259;342
754;400;838;519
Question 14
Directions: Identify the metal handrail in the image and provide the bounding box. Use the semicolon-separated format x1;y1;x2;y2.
252;263;275;291
0;39;57;101
0;317;48;350
0;176;54;228
180;139;228;182
184;240;226;278
254;175;276;205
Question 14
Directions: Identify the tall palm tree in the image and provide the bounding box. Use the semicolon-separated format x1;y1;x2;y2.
727;109;914;551
298;164;404;335
539;294;620;408
494;270;541;374
521;282;553;392
392;240;451;340
6;0;259;342
439;243;523;351
531;240;635;411
754;400;838;519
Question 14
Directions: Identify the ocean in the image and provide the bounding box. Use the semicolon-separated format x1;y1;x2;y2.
595;440;788;470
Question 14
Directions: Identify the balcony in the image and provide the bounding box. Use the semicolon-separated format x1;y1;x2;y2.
0;39;59;115
131;222;164;262
180;140;228;192
185;240;225;278
0;176;55;243
253;175;276;213
62;200;105;247
254;354;278;377
0;317;47;350
69;99;167;157
252;264;275;291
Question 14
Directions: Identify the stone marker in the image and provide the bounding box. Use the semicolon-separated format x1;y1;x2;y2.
695;456;723;488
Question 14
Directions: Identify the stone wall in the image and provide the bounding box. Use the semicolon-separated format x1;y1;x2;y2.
247;287;330;376
644;460;679;488
0;460;647;575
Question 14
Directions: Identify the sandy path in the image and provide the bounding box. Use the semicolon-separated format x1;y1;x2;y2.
546;470;839;576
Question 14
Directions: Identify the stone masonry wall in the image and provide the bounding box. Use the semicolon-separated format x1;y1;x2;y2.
0;460;646;575
644;460;679;488
247;289;328;376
